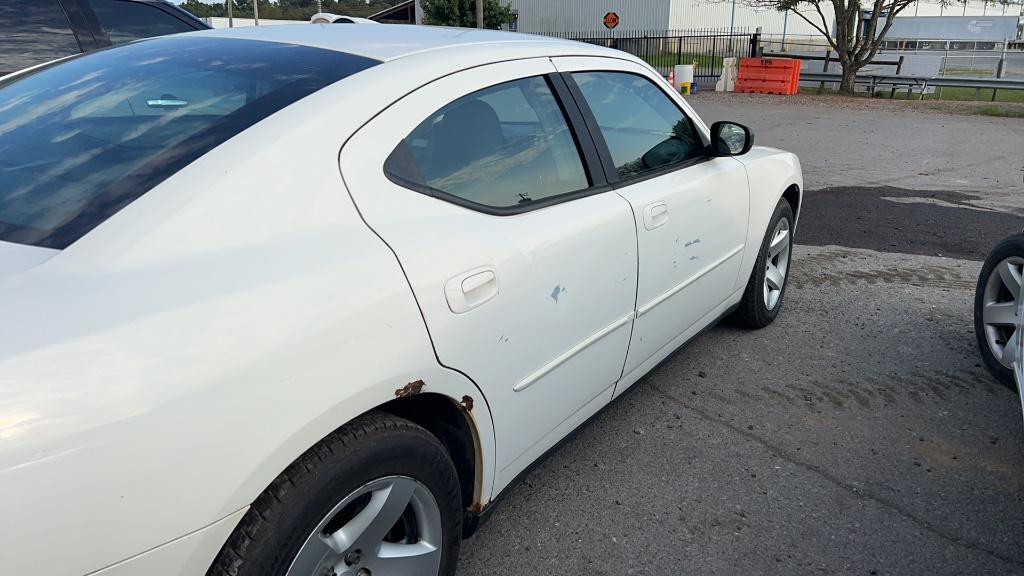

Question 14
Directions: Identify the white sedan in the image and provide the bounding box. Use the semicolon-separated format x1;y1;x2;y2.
0;25;802;576
310;12;379;24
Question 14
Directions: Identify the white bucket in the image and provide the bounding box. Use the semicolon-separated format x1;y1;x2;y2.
673;64;695;90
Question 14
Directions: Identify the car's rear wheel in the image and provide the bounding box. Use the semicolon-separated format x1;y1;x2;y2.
207;413;462;576
733;198;794;328
974;233;1024;391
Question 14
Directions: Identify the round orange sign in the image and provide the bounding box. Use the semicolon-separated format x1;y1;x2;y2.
603;12;620;29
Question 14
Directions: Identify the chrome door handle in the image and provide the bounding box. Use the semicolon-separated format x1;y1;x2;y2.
643;201;669;230
445;267;499;314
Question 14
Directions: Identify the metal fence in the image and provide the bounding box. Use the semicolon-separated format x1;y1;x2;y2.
540;28;760;86
762;34;1023;80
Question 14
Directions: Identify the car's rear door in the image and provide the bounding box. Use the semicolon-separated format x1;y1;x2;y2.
341;59;638;491
553;57;751;394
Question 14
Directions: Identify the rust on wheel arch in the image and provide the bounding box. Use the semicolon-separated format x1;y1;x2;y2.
455;394;486;514
394;379;425;398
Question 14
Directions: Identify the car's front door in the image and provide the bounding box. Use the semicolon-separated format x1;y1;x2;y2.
340;59;638;492
553;58;751;392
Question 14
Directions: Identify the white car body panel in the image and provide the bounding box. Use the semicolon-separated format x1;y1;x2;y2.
550;57;752;385
0;66;496;576
340;57;639;495
0;25;803;576
89;509;248;576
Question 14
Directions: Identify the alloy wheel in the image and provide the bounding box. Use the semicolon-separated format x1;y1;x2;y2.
982;256;1024;370
286;476;443;576
763;218;791;310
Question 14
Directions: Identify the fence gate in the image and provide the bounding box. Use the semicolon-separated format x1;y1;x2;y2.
544;28;760;87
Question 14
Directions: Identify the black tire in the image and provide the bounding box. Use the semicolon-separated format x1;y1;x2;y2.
207;412;463;576
732;199;795;329
973;233;1024;392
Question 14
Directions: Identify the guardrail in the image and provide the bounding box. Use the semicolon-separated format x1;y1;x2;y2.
799;71;1024;100
762;51;907;96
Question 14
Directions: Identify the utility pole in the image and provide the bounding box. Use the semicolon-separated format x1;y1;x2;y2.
253;0;260;25
227;0;233;27
727;0;736;51
781;10;789;51
476;0;484;28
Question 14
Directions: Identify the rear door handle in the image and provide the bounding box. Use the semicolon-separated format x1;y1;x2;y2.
445;267;499;313
643;201;669;230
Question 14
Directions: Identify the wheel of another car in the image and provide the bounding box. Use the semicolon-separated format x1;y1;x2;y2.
207;412;463;576
974;233;1024;391
733;198;795;328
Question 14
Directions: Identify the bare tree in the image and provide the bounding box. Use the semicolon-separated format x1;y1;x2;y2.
750;0;1008;94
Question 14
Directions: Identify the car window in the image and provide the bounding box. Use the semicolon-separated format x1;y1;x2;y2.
571;71;706;180
385;76;589;210
0;0;82;76
85;0;194;45
0;36;378;249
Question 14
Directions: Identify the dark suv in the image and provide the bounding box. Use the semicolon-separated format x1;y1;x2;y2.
1;0;209;77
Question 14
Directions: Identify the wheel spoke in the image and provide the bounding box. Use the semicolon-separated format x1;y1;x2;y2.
325;478;417;554
984;301;1018;327
370;541;441;573
768;229;790;258
997;260;1022;295
765;264;785;291
1004;329;1021;367
287;535;336;575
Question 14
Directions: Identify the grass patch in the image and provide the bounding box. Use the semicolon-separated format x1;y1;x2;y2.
925;86;1024;103
799;85;1024;103
976;105;1024;118
940;68;995;78
643;53;724;70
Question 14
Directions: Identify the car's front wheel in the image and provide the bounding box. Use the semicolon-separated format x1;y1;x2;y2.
207;412;463;576
733;198;795;328
974;233;1024;391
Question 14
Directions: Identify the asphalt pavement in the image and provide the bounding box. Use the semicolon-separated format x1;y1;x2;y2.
457;94;1024;575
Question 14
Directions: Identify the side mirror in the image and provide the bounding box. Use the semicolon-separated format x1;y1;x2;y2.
710;121;754;156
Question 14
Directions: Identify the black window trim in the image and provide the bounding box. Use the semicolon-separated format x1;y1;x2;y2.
79;0;209;49
141;0;210;31
56;0;97;53
559;70;716;190
382;72;615;217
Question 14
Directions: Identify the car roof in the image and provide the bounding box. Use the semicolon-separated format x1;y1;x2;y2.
197;24;589;62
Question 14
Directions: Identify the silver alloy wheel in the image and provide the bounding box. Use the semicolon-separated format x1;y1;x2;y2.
286;476;443;576
763;218;791;310
982;256;1024;370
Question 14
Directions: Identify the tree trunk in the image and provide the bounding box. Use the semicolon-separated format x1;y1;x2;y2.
838;64;858;95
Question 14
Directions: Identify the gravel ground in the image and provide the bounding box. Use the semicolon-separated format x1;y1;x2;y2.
692;92;1024;215
695;91;1024;118
457;94;1024;575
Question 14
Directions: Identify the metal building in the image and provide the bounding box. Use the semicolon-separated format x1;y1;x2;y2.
499;0;1020;37
885;15;1020;41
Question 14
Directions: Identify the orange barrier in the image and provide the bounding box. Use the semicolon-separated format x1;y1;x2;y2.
735;58;801;95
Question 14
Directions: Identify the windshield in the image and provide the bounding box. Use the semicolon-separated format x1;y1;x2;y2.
0;36;377;249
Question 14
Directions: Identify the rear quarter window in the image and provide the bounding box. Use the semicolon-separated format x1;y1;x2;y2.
385;76;590;211
0;36;378;249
